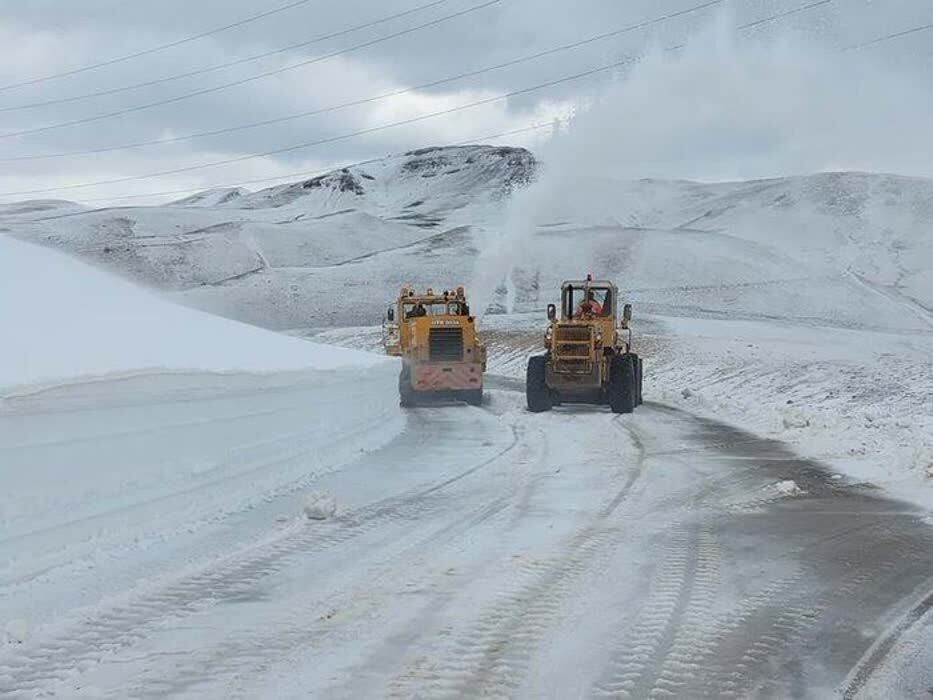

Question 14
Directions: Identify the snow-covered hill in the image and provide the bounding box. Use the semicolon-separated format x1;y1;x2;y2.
4;159;931;336
508;171;933;331
3;145;535;329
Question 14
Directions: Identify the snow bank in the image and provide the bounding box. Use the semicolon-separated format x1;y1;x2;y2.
647;315;933;510
0;237;384;393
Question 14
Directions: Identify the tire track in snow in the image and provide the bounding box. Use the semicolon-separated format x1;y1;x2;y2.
593;527;721;699
304;421;554;700
0;426;522;697
680;520;928;698
118;422;546;697
0;407;397;594
695;561;896;697
115;472;525;698
388;417;644;699
840;579;933;699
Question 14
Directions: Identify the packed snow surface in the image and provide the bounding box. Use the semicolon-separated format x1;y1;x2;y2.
0;236;382;393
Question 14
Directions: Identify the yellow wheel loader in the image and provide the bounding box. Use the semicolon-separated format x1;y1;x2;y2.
526;275;643;413
384;286;486;407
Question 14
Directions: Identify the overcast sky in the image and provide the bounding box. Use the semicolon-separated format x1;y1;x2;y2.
0;0;931;205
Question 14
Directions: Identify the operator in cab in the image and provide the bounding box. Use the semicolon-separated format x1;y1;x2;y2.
576;290;603;317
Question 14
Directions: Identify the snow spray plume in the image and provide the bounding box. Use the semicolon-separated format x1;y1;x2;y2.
471;8;933;311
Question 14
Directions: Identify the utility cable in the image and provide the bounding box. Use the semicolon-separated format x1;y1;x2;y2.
0;0;454;113
0;0;321;92
0;0;500;141
0;0;724;161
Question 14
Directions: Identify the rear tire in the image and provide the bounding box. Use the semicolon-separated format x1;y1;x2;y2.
526;355;553;413
399;364;416;408
463;388;484;406
608;353;636;414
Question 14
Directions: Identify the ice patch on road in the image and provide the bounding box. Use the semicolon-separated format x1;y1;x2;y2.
303;491;338;521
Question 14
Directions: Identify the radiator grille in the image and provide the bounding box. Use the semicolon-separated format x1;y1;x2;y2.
555;325;592;343
429;327;464;361
554;325;593;371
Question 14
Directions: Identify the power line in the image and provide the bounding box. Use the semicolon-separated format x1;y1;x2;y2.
1;0;454;113
842;22;933;52
0;60;629;198
1;0;725;162
67;123;558;205
666;0;835;51
7;0;923;203
0;0;322;93
738;0;833;32
0;0;499;141
0;0;843;198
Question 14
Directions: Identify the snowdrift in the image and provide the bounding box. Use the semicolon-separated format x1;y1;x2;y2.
0;236;383;394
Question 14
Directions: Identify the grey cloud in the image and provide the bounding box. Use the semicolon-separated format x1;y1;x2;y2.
1;0;930;203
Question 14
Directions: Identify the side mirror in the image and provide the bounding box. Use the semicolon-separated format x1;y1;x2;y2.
623;303;632;322
547;303;556;321
387;307;395;322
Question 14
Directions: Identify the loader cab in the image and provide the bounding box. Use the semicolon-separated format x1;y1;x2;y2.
561;280;616;320
402;300;468;318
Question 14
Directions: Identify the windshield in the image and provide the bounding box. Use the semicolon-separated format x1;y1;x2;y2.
403;301;468;318
564;285;612;318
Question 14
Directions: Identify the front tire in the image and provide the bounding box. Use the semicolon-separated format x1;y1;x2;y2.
526;355;553;413
608;353;636;414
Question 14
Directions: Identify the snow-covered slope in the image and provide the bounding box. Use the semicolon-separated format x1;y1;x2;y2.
498;171;933;332
5;163;930;337
0;236;381;395
4;146;534;313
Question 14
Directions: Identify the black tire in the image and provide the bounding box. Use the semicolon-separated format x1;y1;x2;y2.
637;357;644;405
629;353;643;406
526;355;553;413
398;364;416;408
463;388;484;406
608;353;636;414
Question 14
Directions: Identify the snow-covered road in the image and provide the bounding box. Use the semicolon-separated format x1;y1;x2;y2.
2;372;931;698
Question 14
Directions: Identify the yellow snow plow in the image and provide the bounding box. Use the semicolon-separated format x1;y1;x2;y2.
526;275;643;413
383;286;486;406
